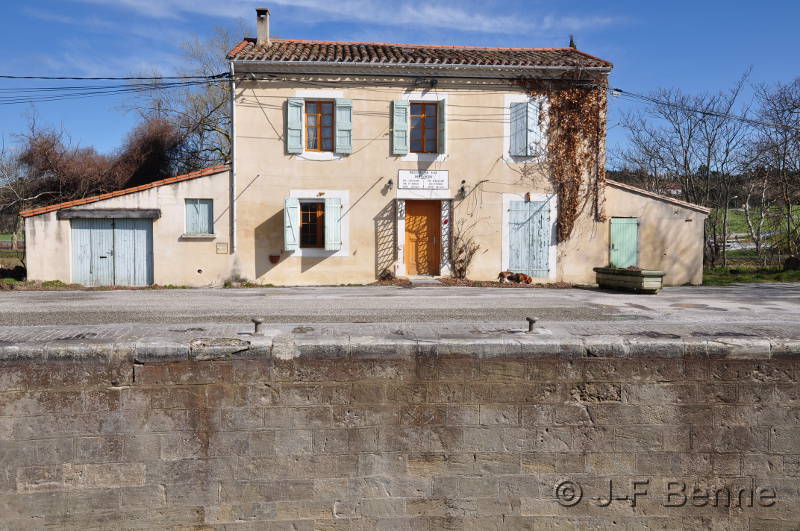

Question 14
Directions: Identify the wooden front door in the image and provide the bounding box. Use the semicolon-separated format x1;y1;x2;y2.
405;200;441;275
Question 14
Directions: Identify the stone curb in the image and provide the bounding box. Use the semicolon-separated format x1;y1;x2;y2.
0;334;798;363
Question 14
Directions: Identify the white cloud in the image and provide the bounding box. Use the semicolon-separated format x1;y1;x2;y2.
66;0;620;36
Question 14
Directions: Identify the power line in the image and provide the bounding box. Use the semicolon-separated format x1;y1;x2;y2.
0;79;228;106
0;73;229;81
604;85;800;133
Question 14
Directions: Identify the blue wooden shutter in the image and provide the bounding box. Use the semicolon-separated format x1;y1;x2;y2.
324;197;342;251
437;99;447;154
284;198;300;251
527;99;542;156
185;199;198;233
186;199;213;234
392;100;409;155
334;98;352;154
286;98;304;154
529;201;550;276
510;102;527;156
113;218;153;286
71;219;92;285
610;217;639;268
508;200;550;277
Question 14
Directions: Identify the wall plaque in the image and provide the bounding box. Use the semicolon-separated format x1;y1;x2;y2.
398;170;448;190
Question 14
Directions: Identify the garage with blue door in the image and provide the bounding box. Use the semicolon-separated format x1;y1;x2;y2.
63;210;156;286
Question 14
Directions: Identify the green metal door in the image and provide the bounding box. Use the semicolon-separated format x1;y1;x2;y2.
610;217;639;268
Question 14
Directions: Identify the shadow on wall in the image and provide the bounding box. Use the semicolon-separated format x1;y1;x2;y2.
301;256;326;273
374;201;396;278
254;211;284;279
638;207;703;285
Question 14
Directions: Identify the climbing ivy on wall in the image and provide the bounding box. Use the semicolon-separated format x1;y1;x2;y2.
525;79;608;242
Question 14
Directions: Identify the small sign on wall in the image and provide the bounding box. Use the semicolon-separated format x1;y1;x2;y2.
398;170;448;190
216;243;228;254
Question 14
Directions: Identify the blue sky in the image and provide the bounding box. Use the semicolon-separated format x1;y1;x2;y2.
0;1;798;158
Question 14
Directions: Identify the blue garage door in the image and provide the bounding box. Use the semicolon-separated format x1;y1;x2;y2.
508;200;550;277
71;218;153;286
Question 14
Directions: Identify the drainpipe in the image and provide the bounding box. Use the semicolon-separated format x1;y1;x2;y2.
229;60;237;255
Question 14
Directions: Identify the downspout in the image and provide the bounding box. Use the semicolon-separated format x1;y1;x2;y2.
229;60;237;255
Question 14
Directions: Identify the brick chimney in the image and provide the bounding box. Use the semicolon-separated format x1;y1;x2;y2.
256;8;271;46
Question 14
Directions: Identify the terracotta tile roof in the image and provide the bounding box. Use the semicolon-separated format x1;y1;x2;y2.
19;165;229;218
228;38;612;69
606;180;711;214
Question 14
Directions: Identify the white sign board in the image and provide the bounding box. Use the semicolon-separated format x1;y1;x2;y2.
398;170;448;190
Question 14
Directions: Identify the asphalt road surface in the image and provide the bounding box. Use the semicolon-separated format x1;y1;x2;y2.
2;283;798;329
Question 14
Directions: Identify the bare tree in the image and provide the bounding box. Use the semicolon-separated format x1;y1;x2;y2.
0;117;182;239
618;74;752;266
128;27;242;173
750;79;800;256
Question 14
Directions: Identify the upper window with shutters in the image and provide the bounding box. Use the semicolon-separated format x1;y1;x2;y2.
392;94;447;161
305;101;334;152
410;103;438;154
285;97;352;159
505;95;547;161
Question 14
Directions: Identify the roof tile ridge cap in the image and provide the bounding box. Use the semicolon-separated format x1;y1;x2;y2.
561;47;613;66
268;37;593;52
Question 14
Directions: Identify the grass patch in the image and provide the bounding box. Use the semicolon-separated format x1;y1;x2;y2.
721;206;800;234
703;266;800;286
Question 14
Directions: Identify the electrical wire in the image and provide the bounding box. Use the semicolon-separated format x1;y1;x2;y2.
0;74;228;81
0;79;228;105
602;85;800;133
1;69;796;133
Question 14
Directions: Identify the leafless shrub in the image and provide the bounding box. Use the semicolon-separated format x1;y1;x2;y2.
451;220;480;280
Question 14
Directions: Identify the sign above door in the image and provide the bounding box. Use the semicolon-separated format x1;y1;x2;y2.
398;170;448;190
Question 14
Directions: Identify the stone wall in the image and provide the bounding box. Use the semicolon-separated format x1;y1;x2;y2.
1;348;798;529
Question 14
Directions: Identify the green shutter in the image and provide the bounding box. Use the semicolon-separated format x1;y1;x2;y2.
324;197;342;251
284;198;300;251
392;100;409;155
610;217;639;268
437;99;447;154
334;98;352;154
286;98;304;154
526;99;542;156
509;102;527;156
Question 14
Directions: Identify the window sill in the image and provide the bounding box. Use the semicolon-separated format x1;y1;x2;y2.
180;233;216;240
401;153;448;162
296;151;344;161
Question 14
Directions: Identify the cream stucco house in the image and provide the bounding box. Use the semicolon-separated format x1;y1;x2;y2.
22;9;709;287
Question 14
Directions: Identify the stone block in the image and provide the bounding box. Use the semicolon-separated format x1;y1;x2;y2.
274;429;313;455
76;436;123;463
63;463;146;489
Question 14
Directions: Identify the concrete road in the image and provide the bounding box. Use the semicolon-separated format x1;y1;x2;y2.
2;283;799;343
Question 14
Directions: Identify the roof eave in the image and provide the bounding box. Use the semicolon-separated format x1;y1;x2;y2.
230;60;612;79
606;180;711;214
20;165;230;218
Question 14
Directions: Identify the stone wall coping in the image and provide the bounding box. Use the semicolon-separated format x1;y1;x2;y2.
0;334;797;364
